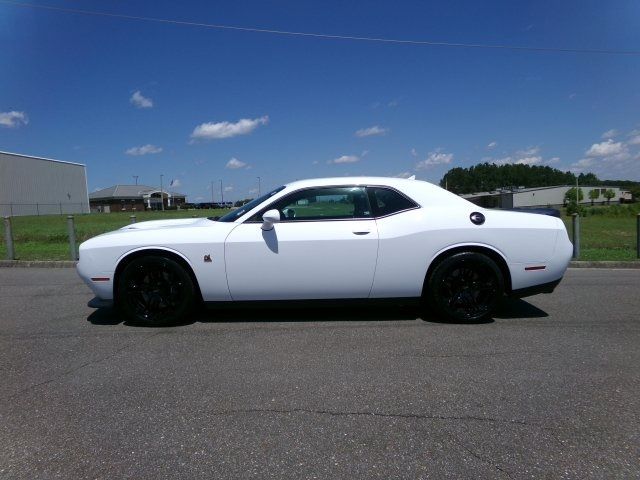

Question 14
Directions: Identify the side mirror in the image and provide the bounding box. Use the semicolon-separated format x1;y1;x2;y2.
261;209;281;231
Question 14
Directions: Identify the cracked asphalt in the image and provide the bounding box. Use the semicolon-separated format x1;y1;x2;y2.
0;268;639;479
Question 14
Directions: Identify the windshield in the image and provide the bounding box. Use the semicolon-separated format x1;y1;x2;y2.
214;186;286;222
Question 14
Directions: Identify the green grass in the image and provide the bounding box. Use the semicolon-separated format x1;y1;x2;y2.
0;210;226;261
562;214;638;261
1;207;638;261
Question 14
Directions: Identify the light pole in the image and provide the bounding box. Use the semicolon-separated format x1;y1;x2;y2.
257;176;261;196
160;174;164;211
219;179;224;207
211;180;215;205
133;175;138;185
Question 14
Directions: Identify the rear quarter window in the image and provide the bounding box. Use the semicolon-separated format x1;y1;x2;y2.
368;187;418;217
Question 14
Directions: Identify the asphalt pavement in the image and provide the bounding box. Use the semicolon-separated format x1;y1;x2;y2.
0;268;639;479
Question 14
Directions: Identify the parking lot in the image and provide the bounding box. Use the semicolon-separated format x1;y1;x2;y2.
0;267;639;479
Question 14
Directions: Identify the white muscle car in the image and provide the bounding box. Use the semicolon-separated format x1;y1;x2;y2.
77;177;573;325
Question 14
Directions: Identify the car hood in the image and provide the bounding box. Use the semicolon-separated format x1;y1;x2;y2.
119;217;211;231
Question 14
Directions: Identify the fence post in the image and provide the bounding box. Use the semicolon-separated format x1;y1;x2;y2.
67;215;77;261
130;215;136;224
572;213;580;260
3;216;15;260
637;214;640;259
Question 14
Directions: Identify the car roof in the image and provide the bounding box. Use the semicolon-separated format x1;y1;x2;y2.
280;176;472;207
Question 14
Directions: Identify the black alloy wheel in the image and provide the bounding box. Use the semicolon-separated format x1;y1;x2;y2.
426;252;504;322
118;255;195;326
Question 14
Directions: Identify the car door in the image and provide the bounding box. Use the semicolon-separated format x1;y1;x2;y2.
224;186;379;300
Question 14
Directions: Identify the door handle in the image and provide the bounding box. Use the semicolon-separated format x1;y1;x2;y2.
352;231;370;235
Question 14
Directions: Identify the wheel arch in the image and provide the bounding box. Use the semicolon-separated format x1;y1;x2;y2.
423;244;512;295
113;247;204;305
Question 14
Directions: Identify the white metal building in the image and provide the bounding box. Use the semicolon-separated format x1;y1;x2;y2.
0;151;89;216
462;185;631;209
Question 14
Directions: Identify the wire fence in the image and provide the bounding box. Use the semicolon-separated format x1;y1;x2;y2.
0;203;89;217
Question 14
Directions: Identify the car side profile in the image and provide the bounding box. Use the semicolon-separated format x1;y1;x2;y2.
77;177;573;325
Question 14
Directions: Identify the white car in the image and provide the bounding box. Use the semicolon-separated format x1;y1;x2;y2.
77;177;573;325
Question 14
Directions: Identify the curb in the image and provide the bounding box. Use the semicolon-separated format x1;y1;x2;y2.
0;260;77;268
569;261;640;269
1;260;639;269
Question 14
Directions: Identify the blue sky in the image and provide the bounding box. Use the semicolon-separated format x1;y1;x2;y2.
1;0;639;202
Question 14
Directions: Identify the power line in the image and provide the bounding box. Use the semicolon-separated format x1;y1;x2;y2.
3;0;640;56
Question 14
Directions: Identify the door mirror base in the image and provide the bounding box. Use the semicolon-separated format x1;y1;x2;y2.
261;209;281;231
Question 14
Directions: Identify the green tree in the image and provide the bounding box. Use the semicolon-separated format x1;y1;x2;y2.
564;187;584;204
603;189;615;205
588;189;600;206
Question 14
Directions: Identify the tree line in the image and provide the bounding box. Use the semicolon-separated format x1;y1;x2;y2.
439;163;639;199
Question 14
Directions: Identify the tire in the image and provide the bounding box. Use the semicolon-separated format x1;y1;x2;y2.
117;255;195;326
425;251;504;322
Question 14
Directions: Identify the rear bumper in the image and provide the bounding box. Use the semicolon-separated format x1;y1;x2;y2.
510;278;562;298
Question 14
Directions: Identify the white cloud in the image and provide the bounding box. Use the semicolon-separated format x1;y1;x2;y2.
415;150;454;170
601;129;618;139
586;139;625;157
248;188;259;195
226;157;248;169
387;100;399;107
568;93;577;100
130;90;153;109
487;145;557;167
190;116;269;141
410;148;418;157
355;125;388;137
516;146;540;156
169;179;182;188
125;144;162;156
0;111;28;128
224;185;233;192
328;154;360;165
515;156;543;166
394;171;414;178
570;158;596;173
628;135;640;146
487;141;498;149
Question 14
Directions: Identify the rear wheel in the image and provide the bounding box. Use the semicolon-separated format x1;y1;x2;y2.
426;252;504;322
117;255;195;326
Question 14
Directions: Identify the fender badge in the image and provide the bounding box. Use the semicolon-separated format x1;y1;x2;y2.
204;254;212;263
470;212;485;225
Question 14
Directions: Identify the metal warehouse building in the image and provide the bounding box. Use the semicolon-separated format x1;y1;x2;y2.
462;185;631;209
0;151;89;216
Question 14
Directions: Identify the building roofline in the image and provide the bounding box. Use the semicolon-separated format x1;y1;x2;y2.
0;150;85;167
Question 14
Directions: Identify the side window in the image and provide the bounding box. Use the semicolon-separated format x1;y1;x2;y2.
253;186;372;221
368;187;418;217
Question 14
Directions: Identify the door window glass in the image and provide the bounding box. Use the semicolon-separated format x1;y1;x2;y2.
254;186;372;221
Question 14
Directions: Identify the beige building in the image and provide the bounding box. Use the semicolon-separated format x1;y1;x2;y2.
462;185;631;209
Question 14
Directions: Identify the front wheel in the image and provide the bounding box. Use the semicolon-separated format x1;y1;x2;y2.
117;255;195;326
425;252;504;322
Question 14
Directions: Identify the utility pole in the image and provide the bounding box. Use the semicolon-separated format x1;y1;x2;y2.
257;176;261;196
160;174;165;211
133;175;138;185
211;180;215;204
219;179;224;207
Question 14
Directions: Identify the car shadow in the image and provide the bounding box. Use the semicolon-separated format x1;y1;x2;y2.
86;297;547;327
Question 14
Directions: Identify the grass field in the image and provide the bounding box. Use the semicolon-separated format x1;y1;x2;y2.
1;208;638;261
0;210;225;261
